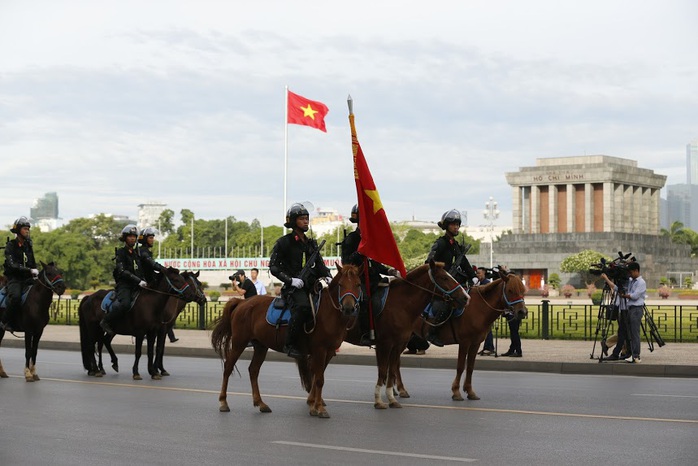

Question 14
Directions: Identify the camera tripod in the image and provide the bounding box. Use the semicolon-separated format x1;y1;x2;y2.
590;283;622;361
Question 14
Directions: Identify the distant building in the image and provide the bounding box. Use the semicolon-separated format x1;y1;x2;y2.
30;192;59;232
662;140;698;231
137;201;167;230
309;206;350;236
687;140;698;186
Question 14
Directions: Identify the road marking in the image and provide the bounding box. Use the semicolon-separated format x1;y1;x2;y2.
271;441;477;462
632;393;698;399
10;375;698;424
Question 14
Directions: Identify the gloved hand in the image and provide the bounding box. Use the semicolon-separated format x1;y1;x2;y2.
388;268;401;278
291;278;304;289
320;276;332;286
138;280;148;288
30;268;39;278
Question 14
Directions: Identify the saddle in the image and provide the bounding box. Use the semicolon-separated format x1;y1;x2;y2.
100;290;139;313
265;289;324;327
421;301;465;320
0;285;32;310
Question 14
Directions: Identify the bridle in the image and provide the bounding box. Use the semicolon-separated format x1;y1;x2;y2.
327;274;362;313
474;275;525;317
400;267;467;305
36;268;65;293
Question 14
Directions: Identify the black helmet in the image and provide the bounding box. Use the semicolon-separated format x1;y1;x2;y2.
138;227;158;245
119;224;139;242
437;209;461;230
284;203;310;228
349;204;359;224
10;216;31;234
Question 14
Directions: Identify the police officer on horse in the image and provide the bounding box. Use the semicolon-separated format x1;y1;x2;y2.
138;227;166;284
269;203;331;359
341;204;400;345
1;217;38;332
425;209;474;346
100;225;147;335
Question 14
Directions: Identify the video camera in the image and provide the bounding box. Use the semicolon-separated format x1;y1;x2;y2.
589;251;636;285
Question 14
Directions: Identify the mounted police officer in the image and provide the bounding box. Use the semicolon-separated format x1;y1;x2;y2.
100;225;146;336
269;203;331;359
341;204;399;345
138;227;166;284
1;217;38;332
425;209;473;346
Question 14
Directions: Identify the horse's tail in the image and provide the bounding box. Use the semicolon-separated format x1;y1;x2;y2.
78;295;94;371
210;299;241;359
295;357;313;393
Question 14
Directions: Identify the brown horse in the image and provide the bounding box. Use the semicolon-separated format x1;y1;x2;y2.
91;270;207;378
78;267;199;380
343;260;470;408
398;268;527;401
0;262;66;381
211;263;362;418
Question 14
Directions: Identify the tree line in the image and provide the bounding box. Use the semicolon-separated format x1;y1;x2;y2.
2;209;482;290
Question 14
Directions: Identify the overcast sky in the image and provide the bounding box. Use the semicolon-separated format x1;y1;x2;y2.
1;0;696;230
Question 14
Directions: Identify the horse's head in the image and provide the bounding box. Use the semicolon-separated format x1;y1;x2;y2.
331;263;362;316
161;267;198;302
498;267;527;319
427;259;470;309
182;270;207;305
40;261;66;296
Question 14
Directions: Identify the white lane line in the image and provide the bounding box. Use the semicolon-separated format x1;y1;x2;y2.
632;393;698;399
272;441;477;462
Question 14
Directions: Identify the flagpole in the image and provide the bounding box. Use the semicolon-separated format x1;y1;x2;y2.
284;85;289;229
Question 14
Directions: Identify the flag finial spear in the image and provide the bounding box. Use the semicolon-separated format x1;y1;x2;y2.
347;95;353;115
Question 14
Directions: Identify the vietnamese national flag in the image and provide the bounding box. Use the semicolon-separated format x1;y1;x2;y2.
287;90;329;132
349;113;407;278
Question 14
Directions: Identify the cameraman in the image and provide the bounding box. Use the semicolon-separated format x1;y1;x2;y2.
230;270;257;299
601;262;645;363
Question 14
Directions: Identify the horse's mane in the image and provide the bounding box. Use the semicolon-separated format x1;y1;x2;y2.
405;262;444;278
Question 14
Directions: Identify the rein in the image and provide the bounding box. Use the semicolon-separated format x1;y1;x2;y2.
144;274;191;300
474;278;525;315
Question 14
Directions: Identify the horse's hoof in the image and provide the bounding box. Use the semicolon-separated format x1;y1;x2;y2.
389;401;402;409
112;364;119;372
0;372;8;378
100;369;106;376
95;372;103;378
317;411;330;419
309;409;318;417
467;394;480;401
25;377;34;383
452;394;464;401
160;370;170;376
374;402;388;410
259;405;272;413
219;405;230;413
87;371;96;377
32;374;40;381
399;391;410;399
151;374;162;380
133;374;142;381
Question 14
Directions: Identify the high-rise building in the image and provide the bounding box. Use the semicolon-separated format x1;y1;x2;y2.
137;201;167;231
688;140;698;185
30;192;59;232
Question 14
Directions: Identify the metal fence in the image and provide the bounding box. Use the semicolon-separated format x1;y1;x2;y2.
47;299;698;343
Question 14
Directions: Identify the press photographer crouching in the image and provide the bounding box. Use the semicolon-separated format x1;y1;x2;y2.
601;262;646;363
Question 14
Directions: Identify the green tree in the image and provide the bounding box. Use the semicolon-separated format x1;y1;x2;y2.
157;209;175;235
560;250;610;286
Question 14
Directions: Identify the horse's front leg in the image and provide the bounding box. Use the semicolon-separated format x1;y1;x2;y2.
451;343;468;401
0;330;8;378
373;344;389;409
248;346;271;412
385;346;402;408
463;342;480;400
147;332;161;380
132;335;144;380
154;326;169;376
23;332;40;382
394;346;410;398
309;349;331;418
104;335;118;372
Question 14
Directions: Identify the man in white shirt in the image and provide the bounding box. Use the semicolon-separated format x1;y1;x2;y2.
250;267;267;296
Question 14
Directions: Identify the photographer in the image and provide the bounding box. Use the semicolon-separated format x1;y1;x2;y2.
601;262;645;363
230;270;257;299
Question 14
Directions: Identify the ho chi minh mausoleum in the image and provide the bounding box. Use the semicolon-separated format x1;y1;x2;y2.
467;155;697;289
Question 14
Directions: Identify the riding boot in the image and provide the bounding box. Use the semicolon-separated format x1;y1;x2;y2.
283;318;303;359
427;307;450;347
358;308;373;346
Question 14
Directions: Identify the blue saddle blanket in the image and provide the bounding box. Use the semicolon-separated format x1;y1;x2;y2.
101;291;138;313
0;286;32;309
422;302;464;319
266;300;292;326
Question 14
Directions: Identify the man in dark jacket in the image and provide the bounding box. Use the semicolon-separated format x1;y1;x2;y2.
1;217;38;332
100;225;146;335
341;204;399;345
269;203;331;359
138;227;166;284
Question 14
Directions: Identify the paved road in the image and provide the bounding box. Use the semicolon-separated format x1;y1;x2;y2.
0;348;696;465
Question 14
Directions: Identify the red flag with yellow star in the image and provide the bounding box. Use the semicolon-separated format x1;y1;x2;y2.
350;113;407;278
287;90;329;132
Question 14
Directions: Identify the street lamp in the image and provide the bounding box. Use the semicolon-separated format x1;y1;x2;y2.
483;196;500;268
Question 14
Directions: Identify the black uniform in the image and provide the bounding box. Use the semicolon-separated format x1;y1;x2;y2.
103;244;145;326
139;245;166;284
1;238;37;328
269;232;331;354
